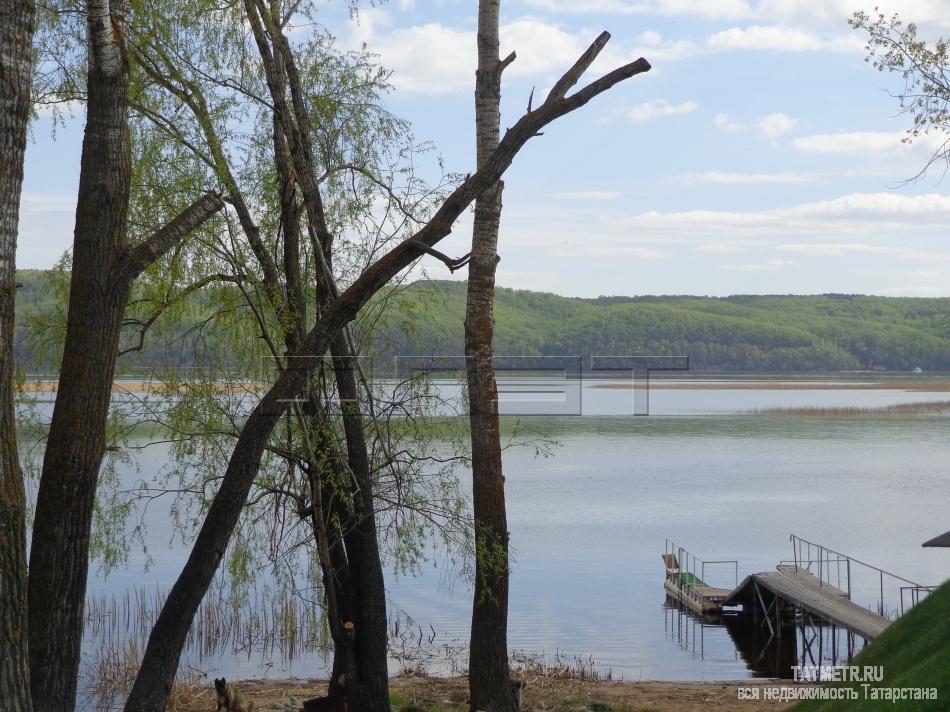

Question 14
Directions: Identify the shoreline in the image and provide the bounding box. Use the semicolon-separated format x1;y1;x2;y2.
20;378;950;394
169;676;795;711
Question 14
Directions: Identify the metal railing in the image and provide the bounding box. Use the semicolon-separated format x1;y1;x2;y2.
789;534;933;618
664;538;739;600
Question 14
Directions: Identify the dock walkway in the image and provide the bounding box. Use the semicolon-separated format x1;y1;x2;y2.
661;536;918;641
723;565;890;640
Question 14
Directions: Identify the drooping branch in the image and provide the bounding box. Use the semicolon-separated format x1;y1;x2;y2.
125;33;650;711
118;191;225;279
118;272;241;357
130;41;285;296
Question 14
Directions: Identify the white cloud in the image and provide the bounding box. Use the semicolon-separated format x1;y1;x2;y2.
515;0;757;20
791;130;947;158
758;112;798;138
586;246;665;259
792;131;897;156
16;193;77;268
548;190;623;200
617;193;950;242
721;258;795;272
708;25;860;53
776;242;892;256
347;12;658;93
712;112;799;139
349;9;872;96
513;0;950;30
672;170;814;184
882;285;949;297
627;98;699;122
714;113;746;133
697;242;746;252
776;242;944;261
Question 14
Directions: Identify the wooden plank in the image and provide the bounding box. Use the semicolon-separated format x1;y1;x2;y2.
724;565;889;640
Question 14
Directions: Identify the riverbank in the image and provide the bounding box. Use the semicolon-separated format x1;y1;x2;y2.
168;675;794;711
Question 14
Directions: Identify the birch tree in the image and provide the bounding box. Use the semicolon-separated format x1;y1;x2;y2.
465;0;517;708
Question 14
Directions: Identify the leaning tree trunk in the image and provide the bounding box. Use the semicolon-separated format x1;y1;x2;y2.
466;0;517;709
0;1;36;709
27;4;222;708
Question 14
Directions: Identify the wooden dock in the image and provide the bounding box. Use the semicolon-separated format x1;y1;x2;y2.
661;536;914;641
662;552;733;615
723;565;890;640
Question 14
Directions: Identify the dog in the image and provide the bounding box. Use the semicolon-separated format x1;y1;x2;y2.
214;677;254;712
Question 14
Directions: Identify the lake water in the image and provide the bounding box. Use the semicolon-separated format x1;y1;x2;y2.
24;378;950;691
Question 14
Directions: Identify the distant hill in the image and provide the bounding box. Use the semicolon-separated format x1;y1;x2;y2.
14;271;950;373
370;281;950;372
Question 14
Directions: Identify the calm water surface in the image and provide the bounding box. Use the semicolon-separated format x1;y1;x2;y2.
27;380;950;686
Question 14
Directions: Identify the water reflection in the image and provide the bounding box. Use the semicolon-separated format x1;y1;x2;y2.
664;597;869;679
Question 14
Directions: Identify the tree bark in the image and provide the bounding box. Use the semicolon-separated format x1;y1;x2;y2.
26;5;222;708
330;334;390;711
125;36;649;711
0;1;36;709
466;0;516;709
27;3;134;708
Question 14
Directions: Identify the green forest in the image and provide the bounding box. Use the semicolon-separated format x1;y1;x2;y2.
16;270;950;373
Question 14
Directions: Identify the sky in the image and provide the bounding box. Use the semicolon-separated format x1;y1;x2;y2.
18;0;950;297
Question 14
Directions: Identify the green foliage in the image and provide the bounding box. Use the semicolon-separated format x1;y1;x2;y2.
474;529;509;606
369;281;950;372
850;10;950;179
17;275;950;372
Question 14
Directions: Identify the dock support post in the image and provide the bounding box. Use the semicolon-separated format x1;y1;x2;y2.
880;570;885;617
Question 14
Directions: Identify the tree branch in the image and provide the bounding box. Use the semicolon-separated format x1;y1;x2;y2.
405;241;471;272
546;30;611;102
118;192;224;279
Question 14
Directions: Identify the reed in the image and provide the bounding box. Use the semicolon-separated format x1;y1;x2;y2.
751;400;950;416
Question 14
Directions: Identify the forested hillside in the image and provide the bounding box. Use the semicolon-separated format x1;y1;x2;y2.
15;271;950;372
366;281;950;372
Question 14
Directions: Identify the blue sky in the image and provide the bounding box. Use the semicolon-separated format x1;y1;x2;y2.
19;0;950;297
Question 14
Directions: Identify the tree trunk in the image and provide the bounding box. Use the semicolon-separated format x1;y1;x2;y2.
26;6;222;708
331;335;390;711
27;2;133;709
466;0;516;709
0;1;36;709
